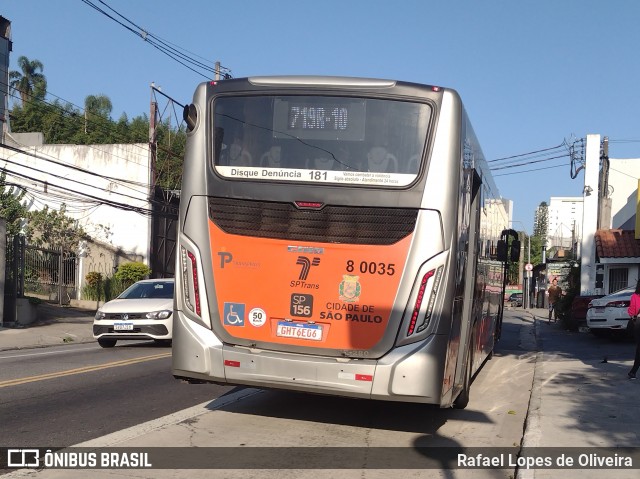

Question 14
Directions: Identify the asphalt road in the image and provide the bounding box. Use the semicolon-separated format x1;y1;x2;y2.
0;341;233;447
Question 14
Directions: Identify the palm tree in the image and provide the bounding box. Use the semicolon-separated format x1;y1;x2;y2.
9;56;47;105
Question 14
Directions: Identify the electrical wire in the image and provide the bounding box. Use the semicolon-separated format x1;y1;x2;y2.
1;162;176;218
4;79;186;193
493;162;569;177
488;141;568;163
80;0;232;79
3;80;152;165
490;153;570;171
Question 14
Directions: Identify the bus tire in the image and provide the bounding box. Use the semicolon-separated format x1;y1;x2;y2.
453;341;473;409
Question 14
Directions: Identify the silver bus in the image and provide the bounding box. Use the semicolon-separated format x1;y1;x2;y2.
172;76;508;408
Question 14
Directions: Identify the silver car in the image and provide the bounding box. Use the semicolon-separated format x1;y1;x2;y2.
586;286;635;337
93;279;174;348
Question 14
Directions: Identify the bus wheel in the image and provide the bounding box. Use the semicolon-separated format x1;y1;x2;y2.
453;342;473;409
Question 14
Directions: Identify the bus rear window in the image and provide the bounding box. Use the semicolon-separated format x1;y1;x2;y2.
213;95;431;187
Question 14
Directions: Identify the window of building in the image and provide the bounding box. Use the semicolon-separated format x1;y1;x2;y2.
608;268;629;293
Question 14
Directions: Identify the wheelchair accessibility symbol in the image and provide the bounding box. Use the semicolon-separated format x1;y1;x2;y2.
223;302;245;326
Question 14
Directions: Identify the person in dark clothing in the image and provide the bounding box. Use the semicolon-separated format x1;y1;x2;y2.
547;278;562;323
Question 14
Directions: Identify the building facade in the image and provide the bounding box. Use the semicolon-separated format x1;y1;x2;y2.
547;196;583;258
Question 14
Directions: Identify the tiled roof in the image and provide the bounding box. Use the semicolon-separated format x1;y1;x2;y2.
595;229;640;258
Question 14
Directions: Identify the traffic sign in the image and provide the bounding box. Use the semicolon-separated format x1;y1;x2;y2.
525;263;533;271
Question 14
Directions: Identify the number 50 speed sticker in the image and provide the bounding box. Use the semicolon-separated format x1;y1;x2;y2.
248;308;266;327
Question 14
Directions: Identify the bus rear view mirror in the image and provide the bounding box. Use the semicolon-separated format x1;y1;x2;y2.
183;104;197;132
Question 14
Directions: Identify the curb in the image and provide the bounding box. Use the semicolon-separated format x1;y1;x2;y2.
516;311;543;479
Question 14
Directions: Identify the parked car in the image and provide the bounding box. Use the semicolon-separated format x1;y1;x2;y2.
93;279;174;348
508;293;523;307
566;294;604;331
586;286;635;337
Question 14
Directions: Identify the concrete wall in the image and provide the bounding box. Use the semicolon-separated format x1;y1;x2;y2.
77;237;144;299
608;158;640;229
0;142;151;263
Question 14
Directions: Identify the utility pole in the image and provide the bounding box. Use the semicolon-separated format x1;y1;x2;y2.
214;61;221;81
149;83;158;194
597;136;611;230
147;83;159;272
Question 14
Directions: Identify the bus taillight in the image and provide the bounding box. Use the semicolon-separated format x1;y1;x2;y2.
407;266;444;335
181;246;202;317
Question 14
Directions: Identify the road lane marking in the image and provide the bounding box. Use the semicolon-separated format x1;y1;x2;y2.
0;352;171;388
0;346;98;360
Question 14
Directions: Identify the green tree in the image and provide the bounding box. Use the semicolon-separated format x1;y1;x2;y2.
84;94;113;119
533;201;549;262
0;170;28;235
84;94;113;141
10;92;186;188
9;56;47;105
23;204;86;252
533;202;548;240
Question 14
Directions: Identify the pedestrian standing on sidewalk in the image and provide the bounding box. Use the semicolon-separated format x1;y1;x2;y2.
547;278;562;323
626;280;640;379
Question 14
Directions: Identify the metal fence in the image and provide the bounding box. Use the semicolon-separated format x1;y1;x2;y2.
3;235;77;322
24;243;77;303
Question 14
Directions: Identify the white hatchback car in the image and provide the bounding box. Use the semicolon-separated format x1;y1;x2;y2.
585;286;634;337
93;279;174;348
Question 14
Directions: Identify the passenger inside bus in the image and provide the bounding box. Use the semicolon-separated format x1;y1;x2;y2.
220;135;253;167
366;145;397;173
259;145;283;168
307;155;336;170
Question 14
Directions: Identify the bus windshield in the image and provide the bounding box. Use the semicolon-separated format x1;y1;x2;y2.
213;95;431;187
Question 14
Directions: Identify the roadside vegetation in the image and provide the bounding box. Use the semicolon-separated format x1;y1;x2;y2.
4;56;169;292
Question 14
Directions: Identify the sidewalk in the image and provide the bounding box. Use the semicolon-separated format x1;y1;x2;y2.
0;302;96;351
518;307;639;478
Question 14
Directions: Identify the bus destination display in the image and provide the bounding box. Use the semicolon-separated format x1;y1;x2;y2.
273;97;365;140
288;105;348;131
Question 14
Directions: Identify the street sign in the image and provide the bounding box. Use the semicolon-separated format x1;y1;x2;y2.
525;263;533;271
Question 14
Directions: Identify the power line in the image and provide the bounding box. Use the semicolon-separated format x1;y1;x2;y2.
1;159;175;218
488;141;568;163
80;0;232;79
0;153;150;205
494;162;569;177
4;79;186;191
3;80;152;167
490;153;570;171
0;141;150;199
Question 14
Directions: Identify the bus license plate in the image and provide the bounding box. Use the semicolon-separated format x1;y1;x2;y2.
114;322;134;331
276;322;322;341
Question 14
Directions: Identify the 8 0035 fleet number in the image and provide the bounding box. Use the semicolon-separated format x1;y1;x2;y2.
346;260;395;276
